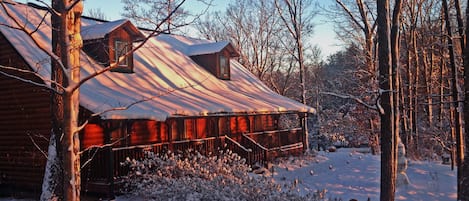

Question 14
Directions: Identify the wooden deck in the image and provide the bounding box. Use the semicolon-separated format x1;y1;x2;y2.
80;128;304;196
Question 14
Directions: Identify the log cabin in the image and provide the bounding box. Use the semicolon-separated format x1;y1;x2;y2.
0;1;315;197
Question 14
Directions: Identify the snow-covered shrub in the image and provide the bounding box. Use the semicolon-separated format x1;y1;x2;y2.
278;113;300;130
120;150;327;201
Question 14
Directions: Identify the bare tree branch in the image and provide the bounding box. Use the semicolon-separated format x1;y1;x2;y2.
71;0;187;93
0;2;68;77
28;133;48;158
0;64;65;93
320;91;380;112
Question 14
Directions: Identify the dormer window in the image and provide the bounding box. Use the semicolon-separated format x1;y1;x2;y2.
219;54;229;79
188;41;239;80
81;19;145;74
113;40;132;71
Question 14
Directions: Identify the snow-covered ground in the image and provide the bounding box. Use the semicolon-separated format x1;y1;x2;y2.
0;148;456;201
271;148;457;201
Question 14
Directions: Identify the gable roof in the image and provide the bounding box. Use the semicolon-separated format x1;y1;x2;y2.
0;2;315;121
81;19;145;41
186;41;239;57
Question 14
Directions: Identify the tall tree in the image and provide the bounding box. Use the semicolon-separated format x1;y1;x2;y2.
122;0;191;33
42;0;84;200
462;0;469;199
85;8;108;20
391;0;403;180
442;0;464;196
377;0;396;200
275;0;315;150
334;0;377;77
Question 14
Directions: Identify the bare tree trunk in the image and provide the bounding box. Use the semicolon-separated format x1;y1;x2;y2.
455;0;465;50
391;0;403;178
461;1;469;199
442;0;464;197
406;35;414;154
335;0;376;77
275;0;312;151
50;1;83;200
42;1;67;199
400;73;408;152
377;0;396;200
422;49;433;125
412;28;419;152
297;29;309;151
439;12;446;130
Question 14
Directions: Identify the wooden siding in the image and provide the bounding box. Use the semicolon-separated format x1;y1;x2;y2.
130;120;158;145
81;123;105;148
196;118;207;138
184;119;195;140
191;53;218;76
82;38;109;66
253;115;278;132
191;50;232;80
0;32;50;192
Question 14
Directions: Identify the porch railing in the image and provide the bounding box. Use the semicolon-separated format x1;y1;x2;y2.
81;128;304;193
81;137;224;183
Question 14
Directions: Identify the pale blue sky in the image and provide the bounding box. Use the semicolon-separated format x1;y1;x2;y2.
17;0;342;59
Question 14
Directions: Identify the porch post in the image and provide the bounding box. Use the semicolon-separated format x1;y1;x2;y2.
302;112;309;152
103;121;114;199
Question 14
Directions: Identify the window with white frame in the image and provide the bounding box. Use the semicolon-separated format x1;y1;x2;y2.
115;40;129;67
219;54;229;79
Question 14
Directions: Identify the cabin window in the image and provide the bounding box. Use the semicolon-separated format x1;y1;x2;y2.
254;115;264;132
196;118;207;138
184;119;195;140
219;54;229;79
114;40;130;67
170;120;179;141
219;117;230;135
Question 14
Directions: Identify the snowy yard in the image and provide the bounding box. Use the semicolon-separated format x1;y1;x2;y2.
0;148;456;201
272;148;457;201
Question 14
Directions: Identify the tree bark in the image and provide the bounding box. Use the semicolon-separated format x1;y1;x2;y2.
411;28;419;151
377;0;396;200
460;0;469;199
442;0;464;197
391;0;403;179
42;1;67;199
422;49;433;125
50;0;83;200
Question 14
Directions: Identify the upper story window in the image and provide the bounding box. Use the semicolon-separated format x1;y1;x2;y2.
114;40;130;67
219;54;229;79
188;41;239;80
81;19;145;74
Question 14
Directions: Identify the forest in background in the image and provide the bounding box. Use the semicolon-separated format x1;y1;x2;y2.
119;1;469;199
178;0;466;162
1;0;468;200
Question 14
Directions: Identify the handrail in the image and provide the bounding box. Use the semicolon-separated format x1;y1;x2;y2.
280;143;303;152
268;142;303;151
112;137;219;151
248;128;302;136
242;134;268;151
225;135;251;152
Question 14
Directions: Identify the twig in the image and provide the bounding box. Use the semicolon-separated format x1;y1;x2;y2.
28;133;48;158
71;0;187;93
320;91;380;112
79;134;130;169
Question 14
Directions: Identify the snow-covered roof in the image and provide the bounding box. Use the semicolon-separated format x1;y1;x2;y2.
0;2;315;121
187;41;232;56
81;19;144;41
